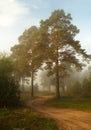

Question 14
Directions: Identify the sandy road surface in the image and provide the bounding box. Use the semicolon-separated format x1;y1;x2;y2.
27;96;91;130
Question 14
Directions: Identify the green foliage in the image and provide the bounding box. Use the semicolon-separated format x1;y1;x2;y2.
0;78;20;107
40;9;88;69
0;108;59;130
67;81;81;97
45;97;91;111
82;78;91;98
11;43;30;81
11;26;43;97
65;75;91;98
11;26;42;77
0;55;20;107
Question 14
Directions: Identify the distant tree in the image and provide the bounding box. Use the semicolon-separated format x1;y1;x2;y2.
39;9;88;98
67;81;81;97
66;66;91;97
0;54;20;107
39;70;55;92
11;41;31;81
81;69;91;97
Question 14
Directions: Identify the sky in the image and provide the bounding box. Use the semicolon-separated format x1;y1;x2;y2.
0;0;91;54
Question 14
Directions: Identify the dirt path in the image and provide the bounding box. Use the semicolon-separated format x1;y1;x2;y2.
27;96;91;130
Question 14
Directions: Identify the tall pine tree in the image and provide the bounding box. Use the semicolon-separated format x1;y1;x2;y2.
39;10;88;98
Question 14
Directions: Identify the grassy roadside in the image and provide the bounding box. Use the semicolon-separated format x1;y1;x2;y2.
0;93;59;130
0;107;59;130
45;96;91;111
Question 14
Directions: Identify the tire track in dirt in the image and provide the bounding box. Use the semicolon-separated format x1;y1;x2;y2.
26;96;91;130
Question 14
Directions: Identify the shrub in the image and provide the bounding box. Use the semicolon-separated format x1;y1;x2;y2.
67;81;81;97
0;55;20;107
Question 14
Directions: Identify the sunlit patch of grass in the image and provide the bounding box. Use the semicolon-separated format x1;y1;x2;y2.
0;107;59;130
20;92;38;107
45;96;91;111
20;92;34;102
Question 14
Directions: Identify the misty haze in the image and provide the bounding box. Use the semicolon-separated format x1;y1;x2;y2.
0;0;91;130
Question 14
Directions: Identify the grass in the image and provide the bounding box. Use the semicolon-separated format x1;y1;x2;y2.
20;92;36;102
0;93;59;130
0;107;59;130
45;96;91;111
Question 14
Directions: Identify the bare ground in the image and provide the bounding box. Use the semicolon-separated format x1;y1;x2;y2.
26;96;91;130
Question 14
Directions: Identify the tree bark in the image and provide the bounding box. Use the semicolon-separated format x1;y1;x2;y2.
31;71;34;97
55;46;60;98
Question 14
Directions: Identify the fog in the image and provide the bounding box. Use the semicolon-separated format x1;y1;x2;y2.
19;62;91;93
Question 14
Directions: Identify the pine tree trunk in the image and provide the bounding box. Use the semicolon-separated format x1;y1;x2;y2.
55;46;60;98
31;71;34;97
56;63;60;98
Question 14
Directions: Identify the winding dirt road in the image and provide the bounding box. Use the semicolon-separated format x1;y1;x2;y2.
27;96;91;130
